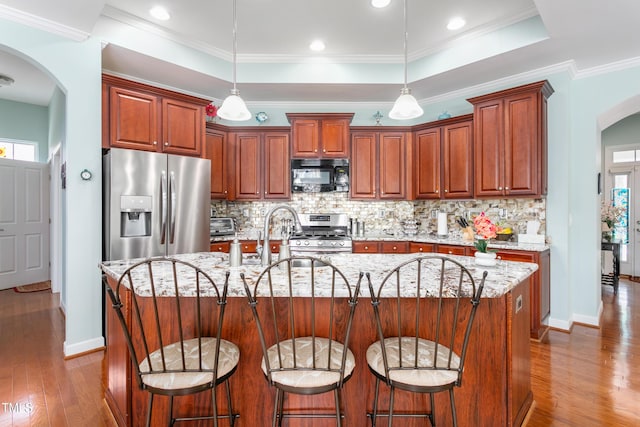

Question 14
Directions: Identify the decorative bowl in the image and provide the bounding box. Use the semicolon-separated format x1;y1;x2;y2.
495;233;513;242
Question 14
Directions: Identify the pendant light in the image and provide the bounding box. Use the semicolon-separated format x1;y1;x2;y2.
389;0;423;120
217;0;251;121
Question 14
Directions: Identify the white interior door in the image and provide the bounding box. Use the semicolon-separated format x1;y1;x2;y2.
0;159;50;290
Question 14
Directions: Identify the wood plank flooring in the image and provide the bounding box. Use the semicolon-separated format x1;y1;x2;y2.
0;280;637;426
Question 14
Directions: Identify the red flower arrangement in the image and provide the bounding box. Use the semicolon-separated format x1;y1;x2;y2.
472;212;497;252
205;103;218;119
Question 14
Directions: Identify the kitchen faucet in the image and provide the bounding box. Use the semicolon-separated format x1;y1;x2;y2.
257;205;302;266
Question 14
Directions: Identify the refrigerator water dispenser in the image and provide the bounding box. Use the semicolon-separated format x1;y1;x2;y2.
120;195;152;237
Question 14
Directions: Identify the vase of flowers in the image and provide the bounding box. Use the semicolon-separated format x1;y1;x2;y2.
473;212;498;266
601;201;625;242
205;103;218;123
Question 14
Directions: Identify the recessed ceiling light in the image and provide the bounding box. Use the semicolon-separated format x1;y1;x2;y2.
371;0;391;7
447;17;466;30
150;6;170;21
309;40;326;52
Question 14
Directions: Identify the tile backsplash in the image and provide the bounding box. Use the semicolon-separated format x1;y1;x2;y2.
211;194;545;238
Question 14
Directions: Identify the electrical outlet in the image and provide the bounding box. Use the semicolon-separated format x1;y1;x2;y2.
499;208;507;218
243;208;250;217
431;210;438;219
378;209;385;218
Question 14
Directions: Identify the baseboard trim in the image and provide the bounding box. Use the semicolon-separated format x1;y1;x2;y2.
63;337;105;358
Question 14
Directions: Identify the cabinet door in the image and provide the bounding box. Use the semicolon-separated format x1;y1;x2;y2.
161;98;203;156
473;100;504;197
264;133;291;200
109;87;159;151
321;119;350;157
291;119;319;158
204;131;228;199
443;121;473;199
350;133;377;199
414;128;441;199
379;132;406;199
352;241;379;253
504;92;538;196
233;133;262;200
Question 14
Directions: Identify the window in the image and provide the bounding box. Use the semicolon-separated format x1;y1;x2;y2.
0;140;37;162
612;149;640;163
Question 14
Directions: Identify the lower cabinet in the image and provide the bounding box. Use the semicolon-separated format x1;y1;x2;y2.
210;241;230;253
355;240;550;340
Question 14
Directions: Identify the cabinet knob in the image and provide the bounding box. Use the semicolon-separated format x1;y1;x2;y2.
164;142;169;146
393;246;397;250
257;191;259;194
448;250;453;254
323;149;326;152
435;189;439;193
364;246;369;250
153;141;158;145
498;187;503;190
419;247;423;252
444;189;448;193
314;149;318;152
505;186;510;190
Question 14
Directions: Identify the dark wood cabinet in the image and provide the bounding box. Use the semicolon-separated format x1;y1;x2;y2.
351;130;408;200
287;113;353;158
229;130;290;201
103;75;208;157
409;242;436;253
203;128;228;199
352;241;380;253
210;242;230;253
435;244;468;256
469;80;553;198
467;246;550;340
414;115;473;200
380;241;409;253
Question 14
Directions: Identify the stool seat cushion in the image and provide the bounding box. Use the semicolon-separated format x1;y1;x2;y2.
140;337;240;391
367;337;460;387
262;337;355;388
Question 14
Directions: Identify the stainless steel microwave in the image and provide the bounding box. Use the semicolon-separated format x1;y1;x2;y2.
291;159;349;193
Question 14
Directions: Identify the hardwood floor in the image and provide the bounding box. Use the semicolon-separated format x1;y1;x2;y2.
0;280;637;426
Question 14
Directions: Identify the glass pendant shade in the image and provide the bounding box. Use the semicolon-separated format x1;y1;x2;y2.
389;87;423;120
217;88;251;121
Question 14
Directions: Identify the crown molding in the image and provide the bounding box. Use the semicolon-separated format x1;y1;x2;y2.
0;4;89;41
574;56;640;80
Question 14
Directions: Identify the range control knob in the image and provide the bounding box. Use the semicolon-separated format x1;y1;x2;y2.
295;240;302;246
304;241;310;246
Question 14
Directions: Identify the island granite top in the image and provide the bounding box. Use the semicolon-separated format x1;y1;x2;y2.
101;252;538;299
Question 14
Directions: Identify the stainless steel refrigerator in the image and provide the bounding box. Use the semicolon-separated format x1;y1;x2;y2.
103;148;210;261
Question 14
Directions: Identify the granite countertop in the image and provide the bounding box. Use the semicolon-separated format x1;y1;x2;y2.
211;229;550;252
101;252;538;299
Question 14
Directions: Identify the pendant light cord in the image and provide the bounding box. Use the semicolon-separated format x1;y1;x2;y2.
232;0;238;92
402;0;408;89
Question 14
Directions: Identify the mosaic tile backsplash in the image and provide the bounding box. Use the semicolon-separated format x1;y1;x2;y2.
211;194;545;238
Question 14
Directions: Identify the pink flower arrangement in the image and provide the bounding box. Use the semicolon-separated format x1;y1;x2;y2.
473;212;497;252
205;103;218;118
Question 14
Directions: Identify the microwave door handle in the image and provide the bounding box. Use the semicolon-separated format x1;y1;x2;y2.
160;171;167;244
169;171;177;244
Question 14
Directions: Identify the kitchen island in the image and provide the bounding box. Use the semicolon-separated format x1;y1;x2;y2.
101;252;538;427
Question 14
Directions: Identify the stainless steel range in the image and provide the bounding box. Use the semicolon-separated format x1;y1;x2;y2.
289;213;352;254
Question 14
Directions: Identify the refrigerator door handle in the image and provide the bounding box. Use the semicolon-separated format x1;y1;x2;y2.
169;171;177;244
160;170;168;244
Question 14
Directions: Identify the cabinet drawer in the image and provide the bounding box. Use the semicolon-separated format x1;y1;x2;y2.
409;242;436;253
240;241;258;253
210;242;230;253
380;241;409;254
436;244;467;256
353;241;380;253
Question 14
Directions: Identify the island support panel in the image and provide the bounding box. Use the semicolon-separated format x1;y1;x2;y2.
104;276;532;426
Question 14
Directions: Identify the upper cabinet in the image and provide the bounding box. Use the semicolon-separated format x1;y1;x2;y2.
414;115;473;200
287;113;354;158
228;129;291;201
103;75;208;157
468;80;553;198
351;130;409;200
203;126;229;199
